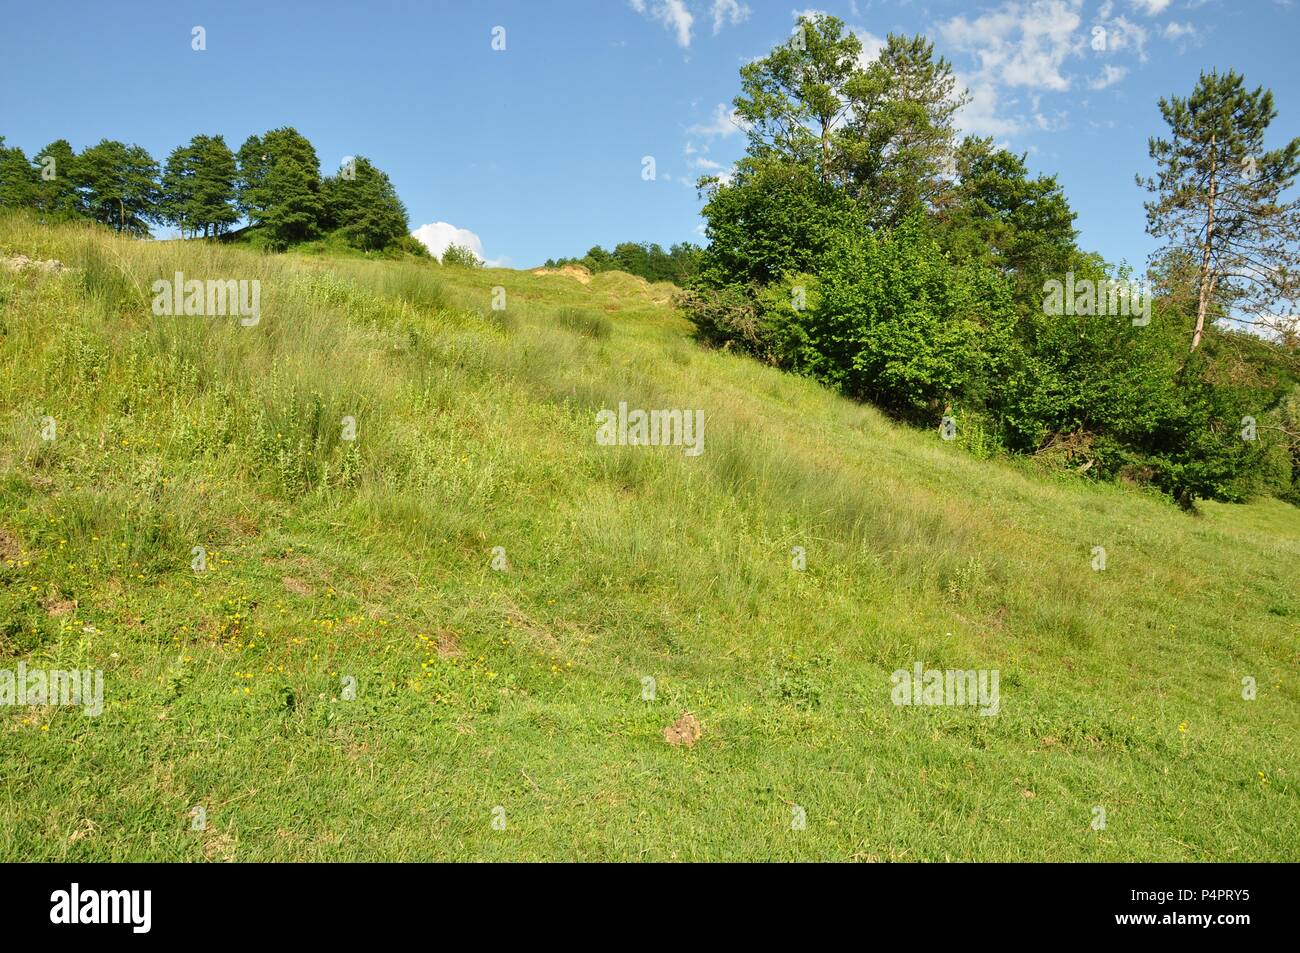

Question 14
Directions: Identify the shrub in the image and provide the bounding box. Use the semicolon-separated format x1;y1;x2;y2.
441;244;483;268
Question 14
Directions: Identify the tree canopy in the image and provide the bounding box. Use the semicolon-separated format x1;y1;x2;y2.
678;13;1299;508
0;126;417;254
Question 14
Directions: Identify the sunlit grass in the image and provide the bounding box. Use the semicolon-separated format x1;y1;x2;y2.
0;212;1296;861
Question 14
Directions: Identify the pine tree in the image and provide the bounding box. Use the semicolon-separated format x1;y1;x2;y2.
320;155;408;250
1140;70;1300;350
237;127;323;246
845;34;967;228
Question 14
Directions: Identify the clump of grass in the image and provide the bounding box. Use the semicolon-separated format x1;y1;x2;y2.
335;262;446;313
555;306;611;340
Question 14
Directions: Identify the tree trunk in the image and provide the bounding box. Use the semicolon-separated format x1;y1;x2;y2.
820;117;831;184
1192;132;1217;352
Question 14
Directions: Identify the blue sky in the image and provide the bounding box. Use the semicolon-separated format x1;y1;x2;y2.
1;0;1297;268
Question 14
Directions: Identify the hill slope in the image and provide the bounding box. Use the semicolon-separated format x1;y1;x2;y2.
1;215;1297;861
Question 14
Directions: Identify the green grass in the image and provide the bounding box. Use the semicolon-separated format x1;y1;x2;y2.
1;212;1297;861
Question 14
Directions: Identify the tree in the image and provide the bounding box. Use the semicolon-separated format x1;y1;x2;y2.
188;135;239;237
31;139;83;219
545;242;701;283
160;141;199;236
733;13;863;185
321;156;409;250
0;137;39;210
76;139;159;235
696;155;860;288
799;213;1016;416
237;127;323;246
939;136;1079;301
844;34;968;228
1139;70;1300;351
441;244;483;267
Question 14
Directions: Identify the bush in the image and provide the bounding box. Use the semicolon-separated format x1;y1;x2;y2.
441;244;483;268
676;284;763;352
682;215;1018;424
800;217;1016;418
694;157;862;289
388;234;432;258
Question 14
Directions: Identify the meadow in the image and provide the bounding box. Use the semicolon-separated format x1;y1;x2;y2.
1;213;1297;861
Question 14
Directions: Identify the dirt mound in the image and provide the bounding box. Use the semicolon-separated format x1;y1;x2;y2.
531;265;592;284
663;711;702;747
0;529;23;561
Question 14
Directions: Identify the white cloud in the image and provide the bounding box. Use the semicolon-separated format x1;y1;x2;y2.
955;76;1026;136
852;27;886;67
630;0;694;48
1094;2;1150;59
1160;20;1200;50
689;102;746;137
938;0;1085;93
1088;63;1128;89
940;1;1091;137
937;0;1157;137
410;222;506;268
711;0;750;34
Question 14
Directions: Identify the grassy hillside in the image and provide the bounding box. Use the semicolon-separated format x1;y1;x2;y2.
1;214;1297;861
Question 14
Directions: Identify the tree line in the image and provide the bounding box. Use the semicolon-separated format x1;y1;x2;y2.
544;241;702;284
681;14;1300;507
0;127;417;253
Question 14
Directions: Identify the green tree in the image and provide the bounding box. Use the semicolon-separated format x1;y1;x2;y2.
546;242;701;283
939;136;1079;302
696;155;861;290
160;141;199;236
733;13;863;184
441;244;482;267
321;156;409;250
843;34;968;228
237;127;324;246
76;139;159;235
188;135;239;237
803;214;1015;416
31;139;82;218
1140;70;1300;351
0;137;39;210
